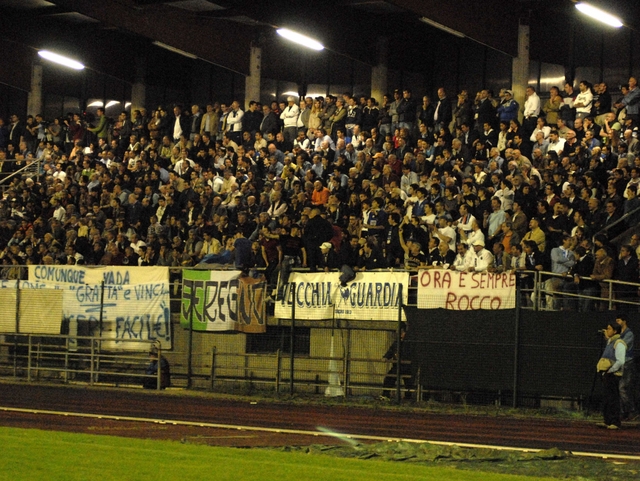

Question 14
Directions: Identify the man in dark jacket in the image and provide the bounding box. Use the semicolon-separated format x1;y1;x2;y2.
260;104;279;137
615;245;639;310
433;88;453;132
382;322;413;400
303;208;334;272
397;89;417;132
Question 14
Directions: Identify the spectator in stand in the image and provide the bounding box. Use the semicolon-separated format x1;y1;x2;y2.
614;245;639;310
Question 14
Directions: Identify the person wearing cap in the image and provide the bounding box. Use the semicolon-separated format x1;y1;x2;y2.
616;314;638;421
318;241;339;272
597;321;627;429
469;238;494;272
497;89;519;123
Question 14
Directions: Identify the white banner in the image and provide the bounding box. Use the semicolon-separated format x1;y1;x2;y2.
275;272;408;321
29;265;168;286
26;266;171;349
417;269;516;310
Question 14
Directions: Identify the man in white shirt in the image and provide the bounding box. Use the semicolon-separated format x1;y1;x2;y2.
547;130;566;156
529;117;551;142
226;101;244;144
454;203;476;234
574;80;594;120
452;242;474;271
173;149;195;177
469;239;494;272
432;214;456;252
281;96;300;145
523;86;541;138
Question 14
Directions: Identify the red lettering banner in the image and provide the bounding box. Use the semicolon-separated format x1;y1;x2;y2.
417;270;516;310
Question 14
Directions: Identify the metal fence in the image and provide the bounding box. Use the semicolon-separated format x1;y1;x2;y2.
0;334;164;389
1;266;639;405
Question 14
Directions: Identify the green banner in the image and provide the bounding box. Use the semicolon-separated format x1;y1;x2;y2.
180;270;266;333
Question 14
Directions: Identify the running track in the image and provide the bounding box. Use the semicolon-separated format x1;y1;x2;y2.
0;382;638;457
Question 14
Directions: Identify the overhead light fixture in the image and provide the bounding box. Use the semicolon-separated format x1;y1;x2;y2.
152;41;198;59
575;2;623;28
38;50;85;70
276;28;324;51
420;17;465;38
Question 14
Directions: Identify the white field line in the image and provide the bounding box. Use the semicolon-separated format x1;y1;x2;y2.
1;406;639;461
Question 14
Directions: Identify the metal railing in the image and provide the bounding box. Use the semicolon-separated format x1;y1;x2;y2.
1;265;639;405
520;269;640;311
0;159;42;193
596;202;640;241
0;334;164;389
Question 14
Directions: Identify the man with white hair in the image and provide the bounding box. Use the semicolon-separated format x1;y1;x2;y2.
281;96;300;144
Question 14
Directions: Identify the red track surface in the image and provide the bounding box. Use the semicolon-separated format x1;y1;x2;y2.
0;382;638;456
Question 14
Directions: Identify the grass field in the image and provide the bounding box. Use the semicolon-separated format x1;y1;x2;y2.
0;427;563;481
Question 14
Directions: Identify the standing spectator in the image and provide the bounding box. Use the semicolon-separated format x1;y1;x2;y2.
563;245;596;311
614;245;639;310
397;89;417;133
280;96;300;144
546;234;575;310
614;77;640;124
189;105;201;142
574;80;594;121
543;87;563;127
381;323;413;400
433;88;453;133
200;103;220;140
226;101;244;145
591;248;615;310
170;105;189;143
596;321;626;429
497;90;519;123
616;314;638;422
303;208;334;272
8;114;24;148
523;86;541;138
243;100;263;138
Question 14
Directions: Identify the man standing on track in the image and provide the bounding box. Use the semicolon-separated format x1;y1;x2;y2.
597;321;627;429
616;314;638;421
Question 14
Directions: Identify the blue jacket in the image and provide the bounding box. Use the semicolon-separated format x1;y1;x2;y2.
497;99;519;122
621;87;640;116
621;328;635;362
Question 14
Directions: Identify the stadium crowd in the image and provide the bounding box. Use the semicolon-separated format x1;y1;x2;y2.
1;79;640;309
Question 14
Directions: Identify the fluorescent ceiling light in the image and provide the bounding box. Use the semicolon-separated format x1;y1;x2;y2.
105;101;120;109
420;17;464;38
276;28;324;51
152;41;198;59
87;101;104;107
575;3;623;28
38;50;84;70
